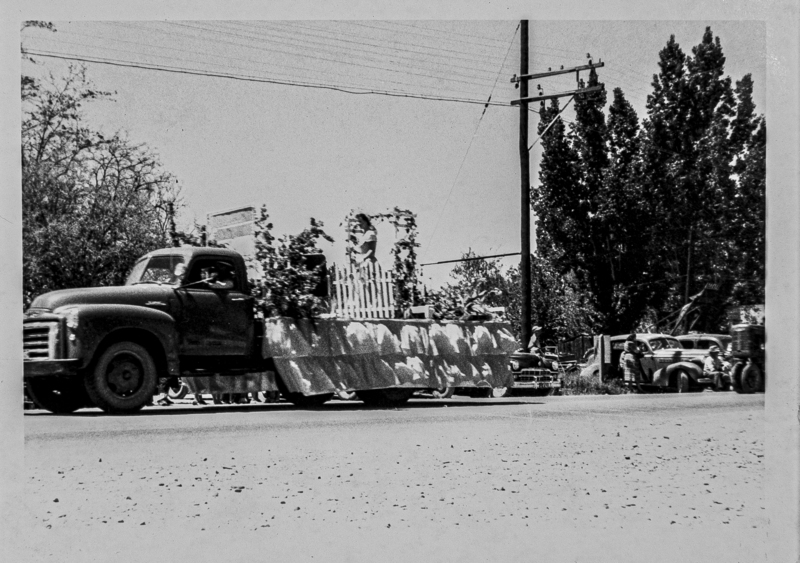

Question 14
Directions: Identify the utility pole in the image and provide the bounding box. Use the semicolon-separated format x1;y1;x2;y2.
511;22;606;350
519;20;532;352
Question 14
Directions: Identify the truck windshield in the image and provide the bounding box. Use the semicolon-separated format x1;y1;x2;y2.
125;255;186;286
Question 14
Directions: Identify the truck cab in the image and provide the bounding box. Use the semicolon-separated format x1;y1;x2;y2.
23;247;262;414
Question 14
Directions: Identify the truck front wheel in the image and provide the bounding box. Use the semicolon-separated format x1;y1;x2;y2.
85;342;157;414
27;377;88;414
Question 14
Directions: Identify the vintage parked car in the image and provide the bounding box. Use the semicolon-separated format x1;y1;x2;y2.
603;333;712;392
676;333;732;357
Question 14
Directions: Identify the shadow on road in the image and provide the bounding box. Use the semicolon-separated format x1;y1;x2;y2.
25;397;546;417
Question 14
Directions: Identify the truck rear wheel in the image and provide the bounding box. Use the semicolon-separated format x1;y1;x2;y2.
739;364;763;394
26;377;87;414
356;388;414;407
85;341;157;414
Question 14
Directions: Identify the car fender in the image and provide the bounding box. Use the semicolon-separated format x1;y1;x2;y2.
55;304;179;374
652;361;703;387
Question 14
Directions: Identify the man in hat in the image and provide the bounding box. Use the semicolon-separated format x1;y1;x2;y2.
703;345;729;391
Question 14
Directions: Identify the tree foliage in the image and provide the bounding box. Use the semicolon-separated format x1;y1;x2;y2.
22;66;181;306
533;27;765;334
250;206;334;318
428;251;597;345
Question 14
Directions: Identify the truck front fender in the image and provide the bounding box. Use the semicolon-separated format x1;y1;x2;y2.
653;361;703;387
56;304;179;375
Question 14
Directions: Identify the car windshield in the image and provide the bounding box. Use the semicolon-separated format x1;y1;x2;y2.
125;255;186;286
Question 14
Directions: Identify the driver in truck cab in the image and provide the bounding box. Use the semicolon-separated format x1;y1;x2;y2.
203;264;234;290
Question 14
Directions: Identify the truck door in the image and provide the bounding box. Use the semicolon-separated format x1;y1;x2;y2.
176;257;254;358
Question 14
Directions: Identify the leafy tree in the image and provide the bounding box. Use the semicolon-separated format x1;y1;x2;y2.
22;66;181;306
427;251;597;345
532;27;765;334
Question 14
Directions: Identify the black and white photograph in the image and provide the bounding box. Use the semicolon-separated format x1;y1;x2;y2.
2;2;798;562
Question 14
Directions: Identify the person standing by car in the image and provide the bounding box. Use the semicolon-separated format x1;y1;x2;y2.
703;345;729;391
619;333;644;387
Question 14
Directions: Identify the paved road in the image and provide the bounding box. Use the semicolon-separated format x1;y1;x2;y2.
19;392;765;563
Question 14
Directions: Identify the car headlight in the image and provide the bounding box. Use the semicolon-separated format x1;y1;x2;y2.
510;360;520;371
551;361;559;370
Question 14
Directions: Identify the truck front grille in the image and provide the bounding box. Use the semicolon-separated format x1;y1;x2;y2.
24;322;59;360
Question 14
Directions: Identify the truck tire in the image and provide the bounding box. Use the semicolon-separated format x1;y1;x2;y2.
26;377;87;414
356;388;414;407
85;341;157;414
675;370;690;394
739;364;763;394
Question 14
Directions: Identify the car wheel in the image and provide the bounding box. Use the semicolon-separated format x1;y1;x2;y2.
739;364;763;394
675;370;690;394
85;341;158;414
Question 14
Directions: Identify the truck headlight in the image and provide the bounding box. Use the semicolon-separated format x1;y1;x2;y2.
65;309;79;329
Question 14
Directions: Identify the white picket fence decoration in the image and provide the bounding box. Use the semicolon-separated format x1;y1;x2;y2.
330;261;395;319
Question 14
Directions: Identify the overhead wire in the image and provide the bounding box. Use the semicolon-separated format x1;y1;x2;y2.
44;22;510;102
262;20;515;71
216;20;507;84
164;21;504;92
348;20;516;51
102;22;491;99
422;23;521;263
21;48;516;108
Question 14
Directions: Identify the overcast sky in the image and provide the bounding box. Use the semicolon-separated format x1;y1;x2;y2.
19;19;766;288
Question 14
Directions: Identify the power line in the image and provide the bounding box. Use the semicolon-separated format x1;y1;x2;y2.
422;23;521;263
90;22;500;98
351;20;517;51
265;20;515;71
165;21;501;92
27;26;510;103
216;21;507;85
22;48;516;108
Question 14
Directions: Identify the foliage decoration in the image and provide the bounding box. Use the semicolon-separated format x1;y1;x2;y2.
250;205;334;319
